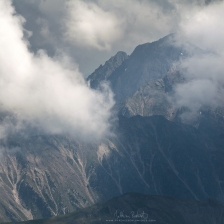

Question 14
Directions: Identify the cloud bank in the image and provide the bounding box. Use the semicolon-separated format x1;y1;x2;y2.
64;0;178;51
0;0;114;140
64;0;222;51
173;0;224;119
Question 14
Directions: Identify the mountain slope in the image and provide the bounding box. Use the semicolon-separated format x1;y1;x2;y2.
1;115;224;222
6;193;224;224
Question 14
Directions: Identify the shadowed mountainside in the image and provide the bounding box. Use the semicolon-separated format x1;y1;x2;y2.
1;115;224;222
4;193;224;224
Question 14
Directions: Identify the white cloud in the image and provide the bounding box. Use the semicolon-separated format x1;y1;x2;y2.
63;0;222;52
63;0;179;51
173;1;224;117
178;0;224;51
0;0;114;140
64;0;123;51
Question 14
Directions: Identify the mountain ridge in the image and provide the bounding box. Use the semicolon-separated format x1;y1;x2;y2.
87;34;204;102
4;192;224;224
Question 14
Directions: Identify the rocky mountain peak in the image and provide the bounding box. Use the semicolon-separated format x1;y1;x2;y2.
87;51;128;89
87;33;199;102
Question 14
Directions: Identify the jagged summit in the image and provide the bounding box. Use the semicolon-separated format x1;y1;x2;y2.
87;51;128;89
132;33;176;52
87;33;202;102
86;33;206;121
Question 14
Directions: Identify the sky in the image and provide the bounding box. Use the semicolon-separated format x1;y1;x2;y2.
0;0;223;139
12;0;222;76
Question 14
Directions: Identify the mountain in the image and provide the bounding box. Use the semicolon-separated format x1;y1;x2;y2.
88;34;202;100
5;193;224;224
0;34;224;223
87;34;207;121
1;115;224;222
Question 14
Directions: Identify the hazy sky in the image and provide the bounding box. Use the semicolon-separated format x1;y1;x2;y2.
12;0;222;76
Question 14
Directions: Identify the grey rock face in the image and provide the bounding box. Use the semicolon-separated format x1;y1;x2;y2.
106;34;202;102
117;69;185;120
